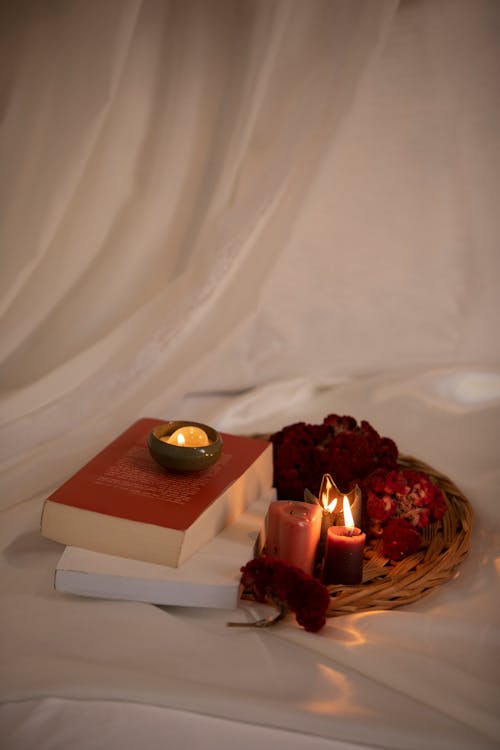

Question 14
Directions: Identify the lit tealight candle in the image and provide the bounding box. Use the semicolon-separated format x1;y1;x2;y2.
319;474;338;531
162;425;211;447
313;473;338;570
323;496;366;586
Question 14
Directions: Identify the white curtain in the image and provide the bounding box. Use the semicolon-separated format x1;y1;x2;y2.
1;0;499;510
0;0;398;507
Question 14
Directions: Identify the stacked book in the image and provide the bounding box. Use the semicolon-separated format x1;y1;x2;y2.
41;418;274;610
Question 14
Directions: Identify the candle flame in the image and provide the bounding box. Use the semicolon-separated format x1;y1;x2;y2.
320;474;338;513
164;425;211;447
343;496;354;528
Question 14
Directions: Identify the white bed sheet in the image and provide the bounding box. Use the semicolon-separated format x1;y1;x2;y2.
0;698;373;750
1;368;499;750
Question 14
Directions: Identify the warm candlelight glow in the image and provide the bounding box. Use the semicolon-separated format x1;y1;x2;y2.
320;474;338;513
343;495;354;529
161;425;211;447
344;495;355;529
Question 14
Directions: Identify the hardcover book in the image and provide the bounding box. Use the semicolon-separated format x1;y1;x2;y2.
41;418;272;567
54;491;275;610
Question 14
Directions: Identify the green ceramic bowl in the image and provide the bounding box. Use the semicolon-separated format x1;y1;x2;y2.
148;420;223;472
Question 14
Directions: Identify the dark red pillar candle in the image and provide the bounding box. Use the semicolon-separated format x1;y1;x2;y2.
323;526;366;585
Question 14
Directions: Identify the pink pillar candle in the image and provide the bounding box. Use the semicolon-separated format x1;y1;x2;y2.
323;526;366;585
265;501;322;576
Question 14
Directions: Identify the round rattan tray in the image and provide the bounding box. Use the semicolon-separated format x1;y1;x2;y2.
325;454;472;616
251;433;473;616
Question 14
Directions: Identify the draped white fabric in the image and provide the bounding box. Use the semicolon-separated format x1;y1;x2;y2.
2;0;499;512
1;370;500;750
1;1;500;748
0;0;398;508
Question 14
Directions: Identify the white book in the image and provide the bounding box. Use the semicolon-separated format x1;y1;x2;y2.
54;490;275;610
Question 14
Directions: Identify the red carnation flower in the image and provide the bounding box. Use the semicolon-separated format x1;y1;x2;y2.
366;492;397;522
363;467;447;560
239;556;331;633
271;415;399;501
381;518;422;561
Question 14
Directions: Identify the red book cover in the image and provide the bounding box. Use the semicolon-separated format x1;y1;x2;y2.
45;418;271;530
41;418;273;567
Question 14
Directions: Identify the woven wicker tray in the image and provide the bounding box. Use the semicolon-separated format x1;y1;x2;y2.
251;429;472;616
325;455;472;616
